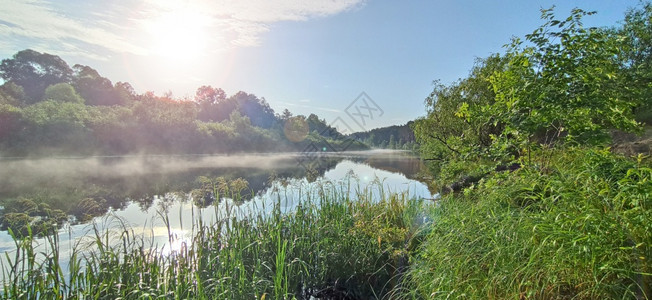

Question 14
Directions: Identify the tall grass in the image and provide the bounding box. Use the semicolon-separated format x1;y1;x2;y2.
1;179;428;299
404;148;651;299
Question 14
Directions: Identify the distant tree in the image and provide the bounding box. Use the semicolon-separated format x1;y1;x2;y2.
229;92;277;128
0;49;73;103
389;134;396;149
353;123;417;149
0;82;26;107
367;133;376;146
195;85;227;121
72;64;122;106
130;94;199;152
0;103;22;140
307;114;324;134
114;81;137;104
133;95;197;128
226;111;254;136
281;108;292;121
162;90;174;99
283;115;309;142
21;100;91;150
195;85;226;105
43;83;84;104
23;100;88;127
305;113;345;140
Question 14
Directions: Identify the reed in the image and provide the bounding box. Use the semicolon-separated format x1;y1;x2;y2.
1;179;427;299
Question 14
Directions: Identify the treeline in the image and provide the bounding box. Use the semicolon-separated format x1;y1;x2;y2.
405;4;652;298
413;6;651;166
350;122;417;150
0;50;366;156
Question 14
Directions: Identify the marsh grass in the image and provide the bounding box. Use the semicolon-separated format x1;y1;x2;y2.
0;179;428;299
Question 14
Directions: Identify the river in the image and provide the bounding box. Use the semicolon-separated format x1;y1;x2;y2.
0;150;434;257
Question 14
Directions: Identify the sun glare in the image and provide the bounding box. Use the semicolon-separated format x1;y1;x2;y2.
144;8;211;62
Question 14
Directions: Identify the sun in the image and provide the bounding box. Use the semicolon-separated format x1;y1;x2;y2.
144;8;211;62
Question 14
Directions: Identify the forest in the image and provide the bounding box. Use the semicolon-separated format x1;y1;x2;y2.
0;51;368;157
351;122;417;150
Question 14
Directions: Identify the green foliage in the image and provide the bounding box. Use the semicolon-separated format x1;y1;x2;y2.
114;81;137;104
231;91;277;129
22;100;88;127
618;2;652;124
196;120;236;138
72;64;124;106
412;55;507;163
19;100;91;153
0;49;73;103
43;82;84;103
354;122;417;149
0;82;26;106
195;85;227;122
283;115;309;143
0;48;363;156
1;213;32;238
416;6;649;171
482;8;640;160
350;191;423;261
133;96;197;128
434;157;494;188
0;103;22;142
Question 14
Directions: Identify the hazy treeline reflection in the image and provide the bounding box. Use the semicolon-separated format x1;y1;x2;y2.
0;151;430;236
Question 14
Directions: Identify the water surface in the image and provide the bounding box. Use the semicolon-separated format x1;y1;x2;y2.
0;150;433;255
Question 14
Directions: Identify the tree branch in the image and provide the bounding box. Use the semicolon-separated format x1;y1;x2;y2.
427;132;461;155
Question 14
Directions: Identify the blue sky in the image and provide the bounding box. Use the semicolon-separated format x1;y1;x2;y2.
0;0;640;131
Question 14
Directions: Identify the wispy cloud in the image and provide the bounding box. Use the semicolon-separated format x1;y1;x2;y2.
140;0;366;47
0;0;147;57
210;0;366;46
0;0;366;58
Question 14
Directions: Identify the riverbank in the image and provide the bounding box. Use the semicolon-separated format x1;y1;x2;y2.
2;146;649;299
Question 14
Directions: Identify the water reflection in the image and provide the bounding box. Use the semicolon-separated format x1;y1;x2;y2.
0;151;433;275
0;150;432;237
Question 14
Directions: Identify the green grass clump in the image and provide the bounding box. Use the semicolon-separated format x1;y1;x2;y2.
1;180;428;299
405;148;651;299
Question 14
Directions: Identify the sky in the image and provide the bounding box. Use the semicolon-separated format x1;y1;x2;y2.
0;0;641;132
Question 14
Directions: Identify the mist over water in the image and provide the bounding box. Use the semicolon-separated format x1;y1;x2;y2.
0;150;432;214
0;151;429;192
0;150;433;279
0;153;297;181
